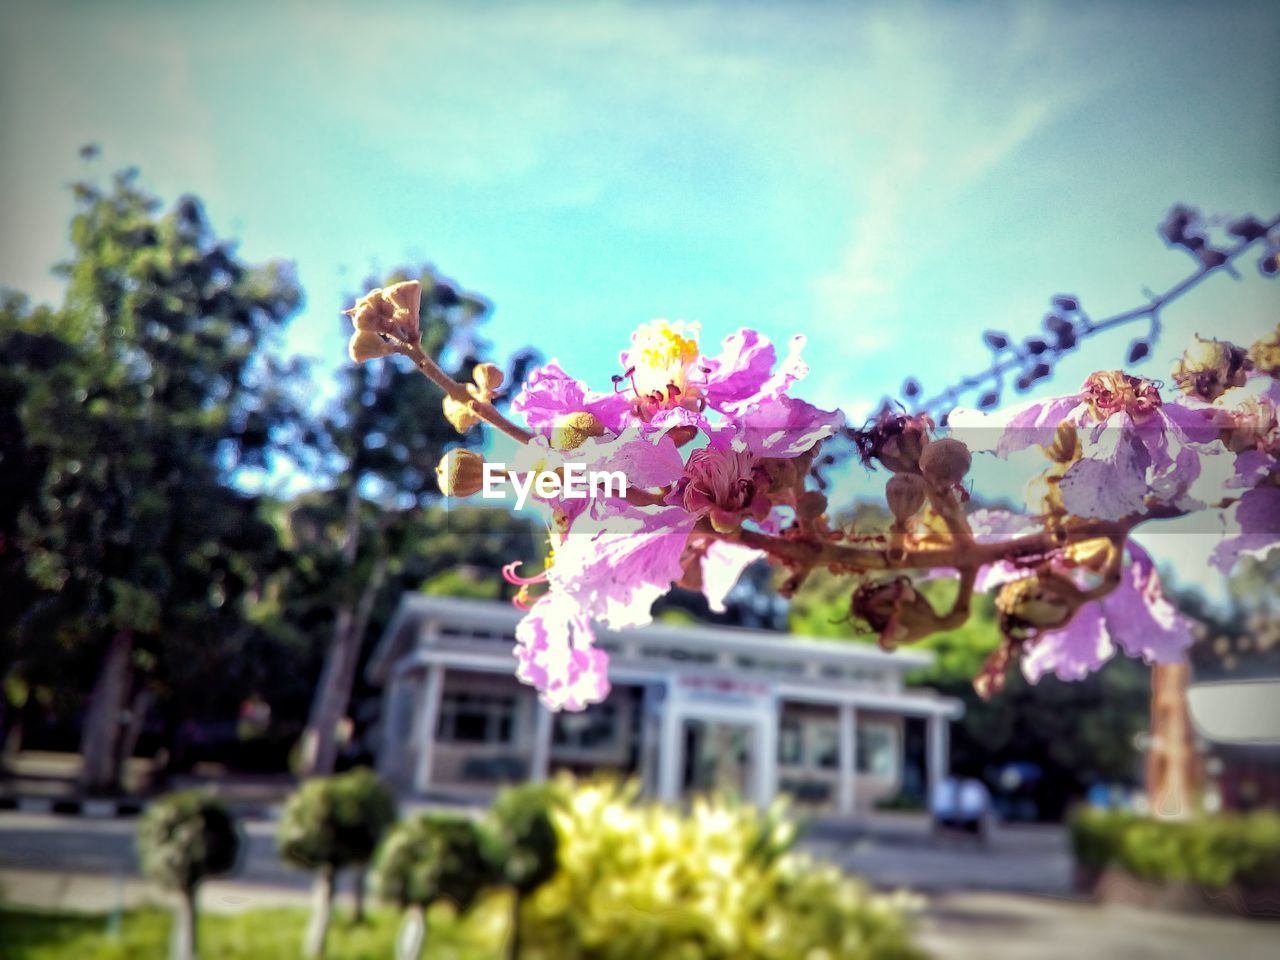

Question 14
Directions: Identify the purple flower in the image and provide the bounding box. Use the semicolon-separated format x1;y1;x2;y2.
511;361;630;435
952;371;1228;520
1212;485;1280;573
548;503;697;631
1021;543;1194;683
514;593;610;711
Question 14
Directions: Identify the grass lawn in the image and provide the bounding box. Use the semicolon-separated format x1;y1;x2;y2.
0;898;510;960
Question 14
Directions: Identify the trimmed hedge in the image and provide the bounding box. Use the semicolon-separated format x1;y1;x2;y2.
1069;807;1280;891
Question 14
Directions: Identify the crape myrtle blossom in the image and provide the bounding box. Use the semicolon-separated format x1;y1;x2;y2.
499;320;842;709
350;278;1280;706
950;370;1230;521
966;512;1194;684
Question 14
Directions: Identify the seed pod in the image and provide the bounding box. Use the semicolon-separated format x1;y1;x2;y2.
995;575;1079;640
435;449;486;497
1171;335;1250;402
918;437;971;487
885;473;927;521
550;411;605;451
1247;324;1280;378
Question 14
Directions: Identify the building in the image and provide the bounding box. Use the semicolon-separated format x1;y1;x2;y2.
367;595;962;811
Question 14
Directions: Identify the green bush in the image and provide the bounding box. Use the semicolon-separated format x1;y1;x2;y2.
135;792;241;960
373;814;493;912
278;768;397;958
278;768;398;872
520;779;923;960
483;782;560;896
1069;807;1280;891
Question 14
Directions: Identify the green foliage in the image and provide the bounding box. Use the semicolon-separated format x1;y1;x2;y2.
372;813;493;912
135;792;241;893
278;769;397;872
1070;808;1280;890
521;779;923;960
1;166;305;774
483;782;561;896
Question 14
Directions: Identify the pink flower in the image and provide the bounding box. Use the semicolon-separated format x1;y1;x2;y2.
1021;544;1194;683
514;593;610;711
548;503;698;631
667;446;770;532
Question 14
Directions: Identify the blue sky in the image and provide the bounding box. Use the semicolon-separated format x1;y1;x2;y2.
2;0;1278;597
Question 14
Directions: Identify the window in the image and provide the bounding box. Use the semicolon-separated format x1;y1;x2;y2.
436;692;516;745
778;718;803;766
553;702;620;751
857;722;897;776
811;720;839;770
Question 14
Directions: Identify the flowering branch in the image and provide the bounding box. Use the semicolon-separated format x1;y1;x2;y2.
343;207;1280;710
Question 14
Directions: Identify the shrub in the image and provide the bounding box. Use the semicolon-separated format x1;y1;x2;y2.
278;768;397;958
136;791;241;960
373;813;493;960
482;782;562;959
1069;807;1280;891
519;779;923;960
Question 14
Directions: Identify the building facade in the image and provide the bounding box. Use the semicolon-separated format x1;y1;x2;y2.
367;595;962;812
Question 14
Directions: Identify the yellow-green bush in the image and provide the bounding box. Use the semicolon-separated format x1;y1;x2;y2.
519;780;923;960
1070;807;1280;890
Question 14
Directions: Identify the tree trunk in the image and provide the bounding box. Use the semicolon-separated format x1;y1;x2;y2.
304;866;335;960
170;887;197;960
396;904;425;960
79;631;133;793
508;891;523;960
115;685;154;790
1146;662;1198;820
352;864;367;924
300;547;388;778
300;485;383;779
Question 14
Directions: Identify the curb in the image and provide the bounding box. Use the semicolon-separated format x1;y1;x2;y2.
1;795;147;818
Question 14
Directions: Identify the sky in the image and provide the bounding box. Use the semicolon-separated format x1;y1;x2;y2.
2;0;1278;599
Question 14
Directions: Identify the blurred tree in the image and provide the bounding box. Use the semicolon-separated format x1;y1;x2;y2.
278;768;397;958
136;792;241;960
291;268;538;778
0;165;303;791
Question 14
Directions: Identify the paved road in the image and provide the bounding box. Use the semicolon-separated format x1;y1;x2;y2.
0;811;310;893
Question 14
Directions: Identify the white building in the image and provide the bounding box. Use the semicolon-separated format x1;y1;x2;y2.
367;595;962;812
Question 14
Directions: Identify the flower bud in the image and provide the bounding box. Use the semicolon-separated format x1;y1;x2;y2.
885;473;927;521
345;281;422;345
995;574;1079;641
348;330;395;363
471;362;505;394
918;437;971;488
550;411;606;451
1172;335;1250;401
435;449;486;497
443;396;481;434
1248;324;1280;378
